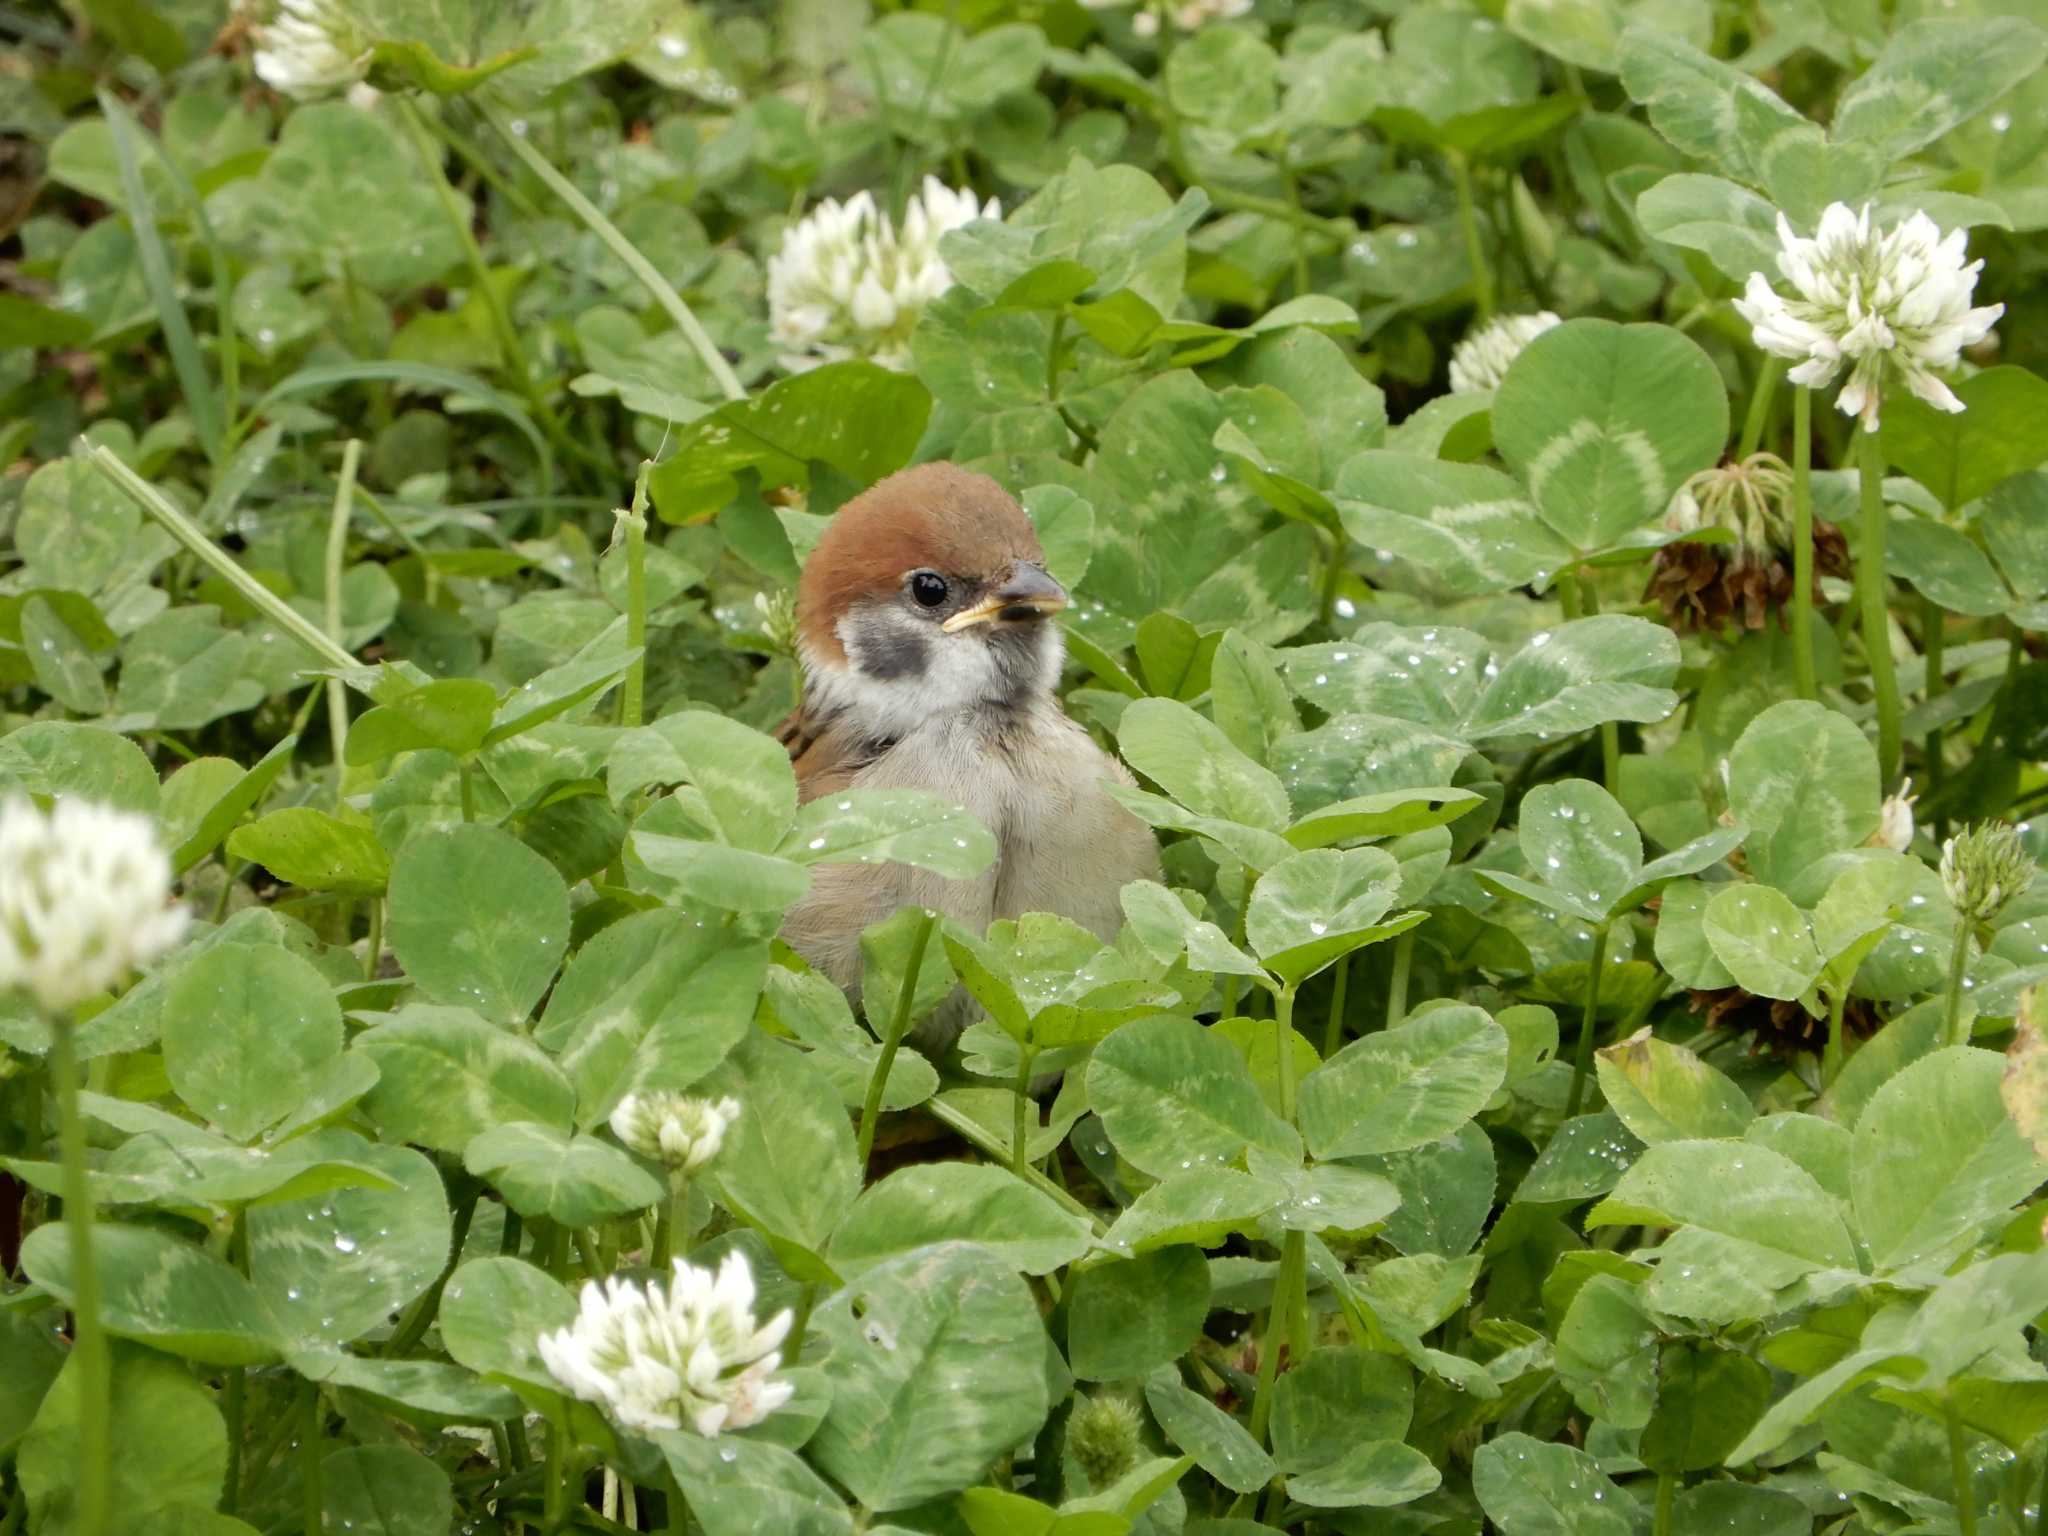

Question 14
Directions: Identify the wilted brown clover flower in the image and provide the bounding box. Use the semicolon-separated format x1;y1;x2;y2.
1644;453;1849;633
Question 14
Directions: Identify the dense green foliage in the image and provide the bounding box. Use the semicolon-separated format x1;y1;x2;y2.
4;1;2048;1534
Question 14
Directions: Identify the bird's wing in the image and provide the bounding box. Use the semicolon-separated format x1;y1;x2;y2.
778;705;875;804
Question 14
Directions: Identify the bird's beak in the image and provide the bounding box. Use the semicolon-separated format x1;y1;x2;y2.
941;563;1069;632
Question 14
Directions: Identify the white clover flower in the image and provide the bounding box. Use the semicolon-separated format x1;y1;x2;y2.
0;797;189;1015
252;0;369;101
1872;779;1917;853
1118;0;1255;36
610;1092;741;1175
766;175;1000;374
1734;203;2003;433
537;1252;794;1437
1447;311;1561;394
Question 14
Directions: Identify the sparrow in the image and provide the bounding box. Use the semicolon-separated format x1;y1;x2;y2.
777;462;1161;1042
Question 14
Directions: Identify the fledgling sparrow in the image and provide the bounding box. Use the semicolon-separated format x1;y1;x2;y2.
777;463;1161;1042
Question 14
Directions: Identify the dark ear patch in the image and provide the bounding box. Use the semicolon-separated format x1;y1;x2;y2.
845;612;930;681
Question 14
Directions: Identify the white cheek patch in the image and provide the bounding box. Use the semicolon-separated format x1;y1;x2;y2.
801;610;1065;741
804;619;1005;740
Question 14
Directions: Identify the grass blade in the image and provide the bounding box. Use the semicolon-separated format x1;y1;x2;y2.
100;90;222;464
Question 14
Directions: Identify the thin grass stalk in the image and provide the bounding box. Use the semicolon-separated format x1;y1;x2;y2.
86;446;358;671
136;101;242;444
619;464;652;730
481;103;745;403
325;441;360;798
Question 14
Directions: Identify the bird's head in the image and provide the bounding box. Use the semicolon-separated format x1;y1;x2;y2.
795;463;1067;741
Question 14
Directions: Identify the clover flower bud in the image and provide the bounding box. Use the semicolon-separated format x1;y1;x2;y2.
610;1092;742;1175
752;589;800;658
1067;1392;1144;1490
251;0;369;101
537;1252;793;1437
1447;311;1561;394
1734;203;2003;432
767;176;1000;374
1872;779;1917;854
0;797;188;1015
1941;821;2034;925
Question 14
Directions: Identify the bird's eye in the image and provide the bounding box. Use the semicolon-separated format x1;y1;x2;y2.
908;571;950;608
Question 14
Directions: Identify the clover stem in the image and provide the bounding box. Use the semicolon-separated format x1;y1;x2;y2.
482;102;745;404
1564;920;1611;1117
1943;912;1975;1050
1856;428;1903;785
1318;530;1346;630
1791;386;1819;701
1737;357;1782;459
384;1178;479;1359
239;1399;301;1508
1820;987;1848;1089
224;1212;251;1512
1948;1397;1979;1536
1219;884;1254;1020
650;1185;677;1271
1555;576;1619;787
1322;954;1352;1057
924;1099;1098;1226
1274;985;1300;1123
51;1016;109;1536
362;897;383;983
1012;1045;1039;1180
1922;593;1946;831
858;909;936;1174
542;1413;567;1531
1280;160;1310;298
1248;1227;1306;1450
1449;151;1493;321
301;1385;324;1536
1385;934;1412;1033
1654;1471;1677;1536
619;463;652;730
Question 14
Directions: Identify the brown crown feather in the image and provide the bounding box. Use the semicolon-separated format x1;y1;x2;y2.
795;463;1045;665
